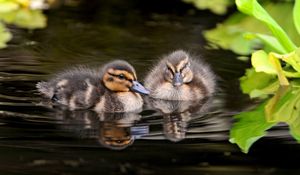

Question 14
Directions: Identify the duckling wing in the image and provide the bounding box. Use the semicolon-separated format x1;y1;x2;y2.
36;66;103;109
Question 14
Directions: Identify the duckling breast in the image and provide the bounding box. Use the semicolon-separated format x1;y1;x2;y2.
94;92;143;113
117;92;143;112
149;82;205;101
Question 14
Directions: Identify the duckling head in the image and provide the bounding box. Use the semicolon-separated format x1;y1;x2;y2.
102;60;149;95
163;50;193;87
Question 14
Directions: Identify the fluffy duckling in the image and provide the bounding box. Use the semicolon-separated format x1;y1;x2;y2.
36;60;149;112
144;50;216;100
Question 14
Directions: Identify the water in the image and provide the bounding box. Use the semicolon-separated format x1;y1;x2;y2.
1;1;300;174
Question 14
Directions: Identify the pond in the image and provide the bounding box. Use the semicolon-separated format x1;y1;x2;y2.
0;0;300;174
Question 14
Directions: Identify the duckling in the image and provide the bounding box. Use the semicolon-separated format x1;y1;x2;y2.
36;60;149;112
144;50;216;100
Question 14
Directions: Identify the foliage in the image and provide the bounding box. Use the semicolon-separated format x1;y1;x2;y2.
228;0;300;153
231;85;300;153
183;0;234;15
204;1;300;55
0;0;47;48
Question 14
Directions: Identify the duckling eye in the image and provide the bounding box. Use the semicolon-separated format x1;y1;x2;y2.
118;74;125;80
180;63;189;72
165;68;174;79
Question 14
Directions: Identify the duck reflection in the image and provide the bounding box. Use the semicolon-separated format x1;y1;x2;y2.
55;110;148;150
145;97;212;142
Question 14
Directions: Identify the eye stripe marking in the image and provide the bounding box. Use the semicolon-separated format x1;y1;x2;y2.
107;69;135;81
166;61;176;74
176;57;189;72
108;72;131;81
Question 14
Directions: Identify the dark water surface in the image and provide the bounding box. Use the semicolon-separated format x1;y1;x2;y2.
1;1;300;174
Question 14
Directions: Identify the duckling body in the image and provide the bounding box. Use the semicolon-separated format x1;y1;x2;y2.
37;60;149;112
144;50;216;100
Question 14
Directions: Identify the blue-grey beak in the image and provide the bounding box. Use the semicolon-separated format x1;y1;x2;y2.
173;72;183;87
131;81;150;95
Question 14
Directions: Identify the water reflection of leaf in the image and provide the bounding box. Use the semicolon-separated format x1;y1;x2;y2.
230;102;276;153
0;22;12;48
230;86;300;153
266;87;300;125
240;68;277;98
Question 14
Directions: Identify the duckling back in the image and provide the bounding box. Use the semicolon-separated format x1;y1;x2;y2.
37;66;102;110
144;50;216;100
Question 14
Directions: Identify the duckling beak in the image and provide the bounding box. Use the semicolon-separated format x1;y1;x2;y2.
173;72;183;87
131;81;150;95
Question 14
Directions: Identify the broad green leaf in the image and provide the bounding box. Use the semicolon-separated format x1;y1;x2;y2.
290;104;300;141
0;8;46;29
279;48;300;73
230;103;276;153
251;50;277;74
0;22;12;48
264;86;300;142
204;15;265;55
240;68;276;95
0;2;18;13
249;81;279;98
271;87;300;123
282;71;300;78
183;0;233;15
236;0;297;52
204;24;254;55
204;2;300;55
13;9;46;29
294;0;300;34
244;33;287;54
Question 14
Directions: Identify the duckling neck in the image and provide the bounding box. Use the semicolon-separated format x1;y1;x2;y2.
150;82;204;101
117;92;143;112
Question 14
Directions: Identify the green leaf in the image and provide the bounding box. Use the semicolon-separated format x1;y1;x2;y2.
290;106;300;142
271;87;300;123
249;81;279;98
0;8;46;29
236;0;297;52
240;68;276;95
279;48;300;74
0;22;12;48
204;2;300;55
13;9;46;29
244;33;287;54
230;103;276;153
183;0;233;15
293;0;300;34
204;19;261;55
251;50;277;74
0;1;18;13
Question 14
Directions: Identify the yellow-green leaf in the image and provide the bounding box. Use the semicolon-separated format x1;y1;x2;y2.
251;50;277;74
0;1;18;13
